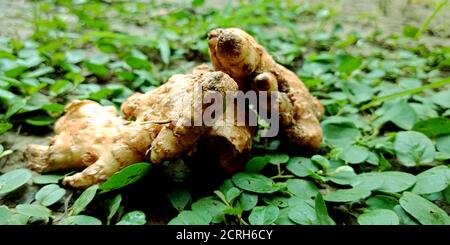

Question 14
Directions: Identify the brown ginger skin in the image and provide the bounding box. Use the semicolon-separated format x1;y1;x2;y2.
208;28;324;152
26;68;252;188
26;100;153;188
121;65;252;168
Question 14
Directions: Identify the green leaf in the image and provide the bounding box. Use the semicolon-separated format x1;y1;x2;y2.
403;25;419;38
0;150;9;159
125;56;150;69
357;209;399;225
167;188;191;212
0;205;13;225
248;205;279;225
35;184;66;206
432;90;450;108
399;192;450;225
70;184;98;216
23;66;54;78
214;190;227;205
0;123;13;134
343;81;374;104
351;172;384;191
288;199;317;225
266;153;289;165
315;193;335;225
263;196;290;208
50;80;72;96
376;171;416;193
327;166;358;185
191;197;228;224
235;192;258;211
374;100;418;130
225;187;241;204
0;206;28;225
287;179;319;199
324;187;371;202
192;0;205;7
339;145;370;164
26;93;52;111
311;155;330;170
85;63;108;77
0;50;16;59
286;157;319;177
116;211;146;225
245;156;270;173
412;117;450;137
42;102;64;113
336;54;362;74
7;214;29;225
0;169;32;195
107;194;122;223
394;131;435;167
99;162;152;193
33;174;63;184
219;179;234;194
443;185;450;204
436;152;450;160
423;192;443;201
410;102;438;120
168;211;210;225
89;88;113;101
16;204;51;221
158;38;170;65
366;152;379;166
275;207;296;225
321;117;361;146
5;66;28;78
232;172;280;194
65;50;85;63
366;195;398;210
25;116;55;126
436;134;450;154
393;205;419;225
60;215;102;225
5;98;26;119
88;54;109;65
412;166;450;194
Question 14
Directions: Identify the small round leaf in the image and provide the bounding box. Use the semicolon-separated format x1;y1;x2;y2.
357;209;399;225
116;211;146;225
248;205;279;225
232;172;280;194
0;169;32;195
35;184;66;206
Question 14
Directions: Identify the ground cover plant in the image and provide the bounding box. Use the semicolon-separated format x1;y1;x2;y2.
0;0;450;225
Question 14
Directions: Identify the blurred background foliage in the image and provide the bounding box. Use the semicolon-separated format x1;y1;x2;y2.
0;0;449;225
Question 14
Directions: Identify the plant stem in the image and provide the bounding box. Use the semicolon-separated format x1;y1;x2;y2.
238;215;249;225
271;174;295;180
415;0;448;40
360;76;450;110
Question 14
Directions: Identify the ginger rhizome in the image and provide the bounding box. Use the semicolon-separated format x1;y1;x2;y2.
208;28;324;152
26;68;252;188
25;28;324;188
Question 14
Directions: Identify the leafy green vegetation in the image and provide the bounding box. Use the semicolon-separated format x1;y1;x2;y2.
1;0;450;225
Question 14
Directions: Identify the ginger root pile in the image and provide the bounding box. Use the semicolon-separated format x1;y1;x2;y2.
25;28;323;188
27;69;252;188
